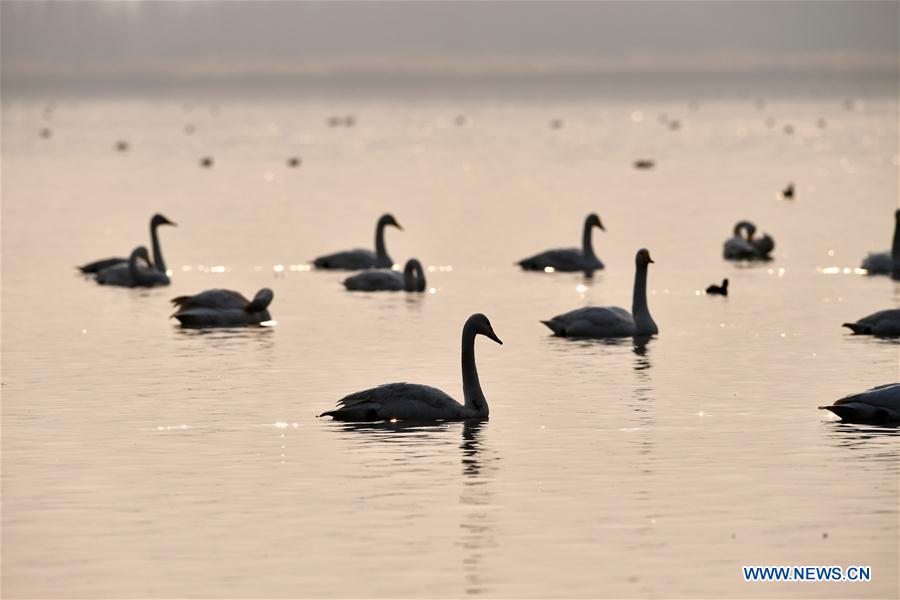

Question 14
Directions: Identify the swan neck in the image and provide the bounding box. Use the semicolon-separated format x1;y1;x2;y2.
632;262;654;333
891;217;900;267
581;219;596;260
461;323;487;416
403;262;425;292
150;222;165;273
375;220;390;263
128;252;151;285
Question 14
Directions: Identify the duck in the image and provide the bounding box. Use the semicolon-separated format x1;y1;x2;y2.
343;259;426;292
78;213;176;274
170;288;274;327
860;209;900;278
842;309;900;337
518;213;605;272
319;313;502;422
541;248;657;338
706;278;729;296
819;384;900;424
781;183;795;199
313;213;402;270
96;246;169;287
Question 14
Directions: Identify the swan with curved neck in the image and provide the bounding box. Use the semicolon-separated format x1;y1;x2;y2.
319;313;502;421
95;246;170;287
79;214;176;274
518;213;605;272
723;220;774;260
171;288;274;327
343;258;426;292
313;213;402;270
860;209;900;278
541;249;658;338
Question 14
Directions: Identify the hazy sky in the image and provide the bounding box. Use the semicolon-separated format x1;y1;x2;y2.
2;1;898;90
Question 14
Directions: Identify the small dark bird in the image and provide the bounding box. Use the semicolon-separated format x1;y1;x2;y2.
327;116;341;127
287;157;301;168
200;157;213;168
344;115;356;127
184;124;195;135
115;140;129;152
39;127;52;139
816;117;827;129
668;119;681;131
634;159;655;170
455;115;467;126
783;124;795;135
781;183;795;199
549;118;563;129
706;278;729;296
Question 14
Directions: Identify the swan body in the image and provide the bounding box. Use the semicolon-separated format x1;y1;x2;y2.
314;213;401;270
819;383;900;424
171;288;273;327
79;214;176;273
96;246;169;287
842;309;900;336
723;221;773;260
706;278;729;295
519;213;605;272
319;313;502;422
343;259;426;292
542;248;657;338
860;209;900;277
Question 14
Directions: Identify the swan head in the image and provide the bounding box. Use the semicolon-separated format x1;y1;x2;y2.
131;246;152;266
379;213;403;231
734;220;757;239
587;213;605;231
722;278;729;288
151;214;177;228
636;248;654;266
469;313;503;345
247;288;274;312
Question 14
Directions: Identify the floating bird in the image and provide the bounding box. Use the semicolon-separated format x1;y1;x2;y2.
343;259;426;292
723;221;774;260
634;159;655;170
860;209;900;278
668;119;681;131
200;157;213;168
549;118;564;129
39;127;52;139
819;384;900;424
78;214;176;274
319;313;502;422
171;288;274;327
313;213;402;270
783;124;795;135
706;278;729;296
115;140;129;152
842;309;900;337
541;249;657;338
96;246;169;287
781;183;795;199
287;157;301;168
184;124;195;135
518;213;605;272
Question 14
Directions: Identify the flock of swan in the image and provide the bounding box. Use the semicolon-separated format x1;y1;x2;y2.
79;208;900;425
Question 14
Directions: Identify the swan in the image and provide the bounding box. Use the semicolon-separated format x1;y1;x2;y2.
842;309;900;337
343;259;426;292
541;248;658;338
170;288;274;327
313;213;402;270
860;209;900;277
79;214;176;273
819;383;900;424
96;246;170;287
518;213;605;272
723;221;774;260
319;313;502;421
706;278;729;296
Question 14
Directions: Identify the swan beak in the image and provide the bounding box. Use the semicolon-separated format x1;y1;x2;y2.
597;221;606;231
486;330;503;345
648;257;655;263
395;223;403;231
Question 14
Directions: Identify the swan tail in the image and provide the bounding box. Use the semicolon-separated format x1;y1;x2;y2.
541;319;565;335
819;403;887;423
318;406;381;421
842;322;868;335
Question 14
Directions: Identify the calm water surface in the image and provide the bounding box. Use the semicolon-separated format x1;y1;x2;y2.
2;90;898;598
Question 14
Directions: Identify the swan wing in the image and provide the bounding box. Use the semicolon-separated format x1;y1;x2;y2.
174;307;269;327
861;251;892;274
171;289;249;311
322;383;462;421
821;383;900;422
723;236;755;259
79;257;127;273
343;270;403;291
519;248;586;271
543;306;635;337
314;249;379;270
95;264;136;287
843;309;900;335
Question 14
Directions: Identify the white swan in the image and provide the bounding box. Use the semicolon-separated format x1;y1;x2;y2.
842;309;900;337
170;288;274;327
313;213;402;270
819;383;900;424
860;209;900;277
542;248;658;338
96;246;170;287
79;213;176;273
319;313;502;421
343;259;426;292
518;213;605;272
